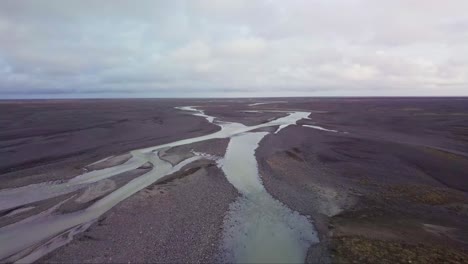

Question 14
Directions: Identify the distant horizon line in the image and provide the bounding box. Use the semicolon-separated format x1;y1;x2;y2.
1;95;468;101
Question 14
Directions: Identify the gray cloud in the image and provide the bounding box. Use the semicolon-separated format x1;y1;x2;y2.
0;0;467;98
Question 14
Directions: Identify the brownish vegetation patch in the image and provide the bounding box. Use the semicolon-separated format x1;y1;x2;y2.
384;185;466;205
332;236;468;264
422;147;468;162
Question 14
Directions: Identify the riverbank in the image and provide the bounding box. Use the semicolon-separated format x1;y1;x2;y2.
255;98;468;263
1;98;467;263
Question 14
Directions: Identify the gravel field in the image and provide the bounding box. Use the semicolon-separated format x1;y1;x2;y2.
1;97;467;263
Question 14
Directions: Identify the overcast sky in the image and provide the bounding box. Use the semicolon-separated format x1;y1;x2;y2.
1;0;467;98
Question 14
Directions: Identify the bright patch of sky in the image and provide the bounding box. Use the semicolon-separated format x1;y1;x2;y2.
0;0;467;98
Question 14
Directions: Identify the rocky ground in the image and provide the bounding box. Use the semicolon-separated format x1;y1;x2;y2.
255;98;468;263
42;140;238;263
1;98;468;263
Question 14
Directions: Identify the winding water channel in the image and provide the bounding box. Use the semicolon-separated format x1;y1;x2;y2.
0;106;319;263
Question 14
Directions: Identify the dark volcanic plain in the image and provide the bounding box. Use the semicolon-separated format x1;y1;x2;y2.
1;98;468;263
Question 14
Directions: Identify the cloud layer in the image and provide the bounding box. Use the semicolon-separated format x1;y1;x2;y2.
1;0;467;98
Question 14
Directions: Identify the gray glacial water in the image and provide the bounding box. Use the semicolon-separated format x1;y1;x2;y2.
303;124;348;134
0;106;318;263
220;133;318;263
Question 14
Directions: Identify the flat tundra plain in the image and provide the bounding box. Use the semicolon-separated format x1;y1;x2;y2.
0;98;467;263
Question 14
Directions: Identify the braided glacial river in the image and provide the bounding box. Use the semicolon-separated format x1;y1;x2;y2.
0;106;319;263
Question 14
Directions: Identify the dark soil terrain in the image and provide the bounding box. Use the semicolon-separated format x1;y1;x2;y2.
253;97;468;263
1;97;467;263
0;99;219;188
